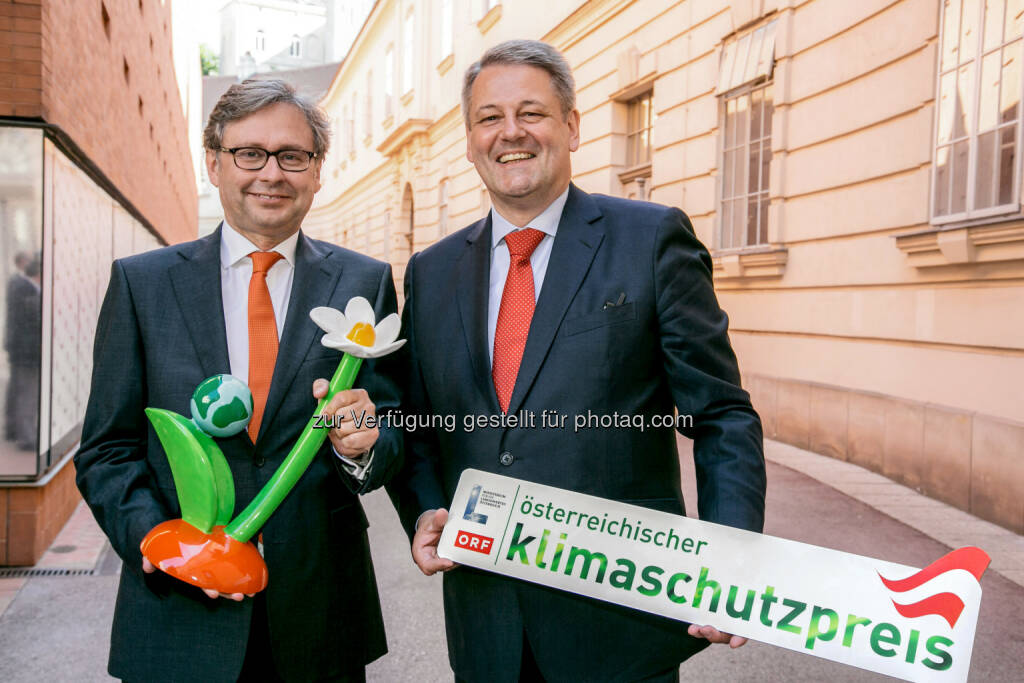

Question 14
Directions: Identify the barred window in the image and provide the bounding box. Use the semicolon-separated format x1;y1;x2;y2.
626;91;653;168
933;0;1024;222
717;21;777;249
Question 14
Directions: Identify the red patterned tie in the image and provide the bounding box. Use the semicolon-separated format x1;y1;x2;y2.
493;228;545;413
248;250;284;441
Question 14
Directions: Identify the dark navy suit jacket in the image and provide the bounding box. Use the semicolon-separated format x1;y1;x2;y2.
75;227;402;682
390;184;766;681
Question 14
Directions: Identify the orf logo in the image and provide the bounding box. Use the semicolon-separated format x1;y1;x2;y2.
455;530;493;555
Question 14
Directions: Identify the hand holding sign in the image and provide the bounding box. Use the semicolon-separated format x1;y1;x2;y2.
412;508;457;575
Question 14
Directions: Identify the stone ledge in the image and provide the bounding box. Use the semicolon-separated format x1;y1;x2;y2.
894;219;1024;267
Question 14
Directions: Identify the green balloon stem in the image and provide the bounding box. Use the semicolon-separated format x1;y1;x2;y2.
225;353;363;543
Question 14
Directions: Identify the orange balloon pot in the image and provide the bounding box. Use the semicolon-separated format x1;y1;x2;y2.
140;519;268;594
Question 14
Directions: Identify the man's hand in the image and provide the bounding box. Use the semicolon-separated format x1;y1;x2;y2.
313;379;379;457
687;623;747;648
142;557;253;601
411;508;457;576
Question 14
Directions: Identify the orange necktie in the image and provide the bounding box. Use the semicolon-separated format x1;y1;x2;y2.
247;251;284;441
492;228;545;413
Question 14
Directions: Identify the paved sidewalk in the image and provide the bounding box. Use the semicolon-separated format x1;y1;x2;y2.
0;439;1021;682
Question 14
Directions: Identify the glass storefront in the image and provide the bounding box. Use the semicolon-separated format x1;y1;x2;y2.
0;127;43;479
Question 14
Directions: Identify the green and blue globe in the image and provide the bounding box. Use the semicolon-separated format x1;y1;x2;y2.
190;374;253;438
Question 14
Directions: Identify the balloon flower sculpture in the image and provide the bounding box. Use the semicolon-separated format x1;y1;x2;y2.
139;297;404;595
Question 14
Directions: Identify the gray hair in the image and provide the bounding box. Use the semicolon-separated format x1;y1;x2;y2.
203;79;331;158
462;40;576;128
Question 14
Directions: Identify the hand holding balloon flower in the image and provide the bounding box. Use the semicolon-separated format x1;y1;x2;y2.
139;297;405;596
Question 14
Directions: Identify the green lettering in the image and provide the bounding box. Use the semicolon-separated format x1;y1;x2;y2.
842;615;871;647
505;523;535;564
922;636;953;671
692;567;721;612
609;559;637;590
666;572;692;604
535;529;549;569
759;586;777;626
777;599;805;635
550;533;567;572
725;585;755;621
905;629;919;664
637;565;664;596
869;623;900;657
564;546;608;583
804;606;839;650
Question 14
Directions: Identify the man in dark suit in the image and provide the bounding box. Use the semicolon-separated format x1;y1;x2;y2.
75;80;401;682
389;41;766;682
4;252;41;451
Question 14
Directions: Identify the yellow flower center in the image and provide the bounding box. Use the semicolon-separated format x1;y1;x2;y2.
346;322;376;347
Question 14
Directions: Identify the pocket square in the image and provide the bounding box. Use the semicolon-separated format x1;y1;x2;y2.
603;292;626;309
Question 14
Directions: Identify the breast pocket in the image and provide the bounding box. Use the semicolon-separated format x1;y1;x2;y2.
563;302;637;336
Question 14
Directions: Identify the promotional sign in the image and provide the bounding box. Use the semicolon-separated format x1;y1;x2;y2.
438;470;990;683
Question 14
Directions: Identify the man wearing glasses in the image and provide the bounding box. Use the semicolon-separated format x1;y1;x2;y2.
75;80;402;682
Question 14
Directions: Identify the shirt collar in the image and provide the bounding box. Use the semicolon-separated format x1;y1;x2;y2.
490;186;570;250
220;221;299;269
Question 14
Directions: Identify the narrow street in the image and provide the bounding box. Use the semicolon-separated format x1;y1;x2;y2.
1;440;1022;682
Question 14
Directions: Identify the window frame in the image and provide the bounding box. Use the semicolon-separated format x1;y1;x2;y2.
930;0;1024;226
625;90;654;170
717;78;773;251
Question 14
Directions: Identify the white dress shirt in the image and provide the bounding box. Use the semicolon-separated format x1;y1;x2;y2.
219;223;369;479
487;187;570;365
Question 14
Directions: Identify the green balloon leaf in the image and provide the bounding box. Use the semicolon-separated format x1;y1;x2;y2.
145;408;236;532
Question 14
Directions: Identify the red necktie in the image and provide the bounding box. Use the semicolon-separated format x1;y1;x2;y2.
493;228;545;413
248;251;284;441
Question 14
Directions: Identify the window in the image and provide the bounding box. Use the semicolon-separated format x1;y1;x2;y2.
932;0;1024;222
717;21;777;250
626;91;653;168
441;0;454;58
365;71;373;140
439;179;450;236
720;84;773;249
403;11;414;94
385;45;395;118
483;0;499;12
349;91;357;154
290;34;301;58
256;30;265;52
341;103;350;157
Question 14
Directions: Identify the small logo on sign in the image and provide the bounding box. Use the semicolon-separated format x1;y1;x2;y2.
878;546;990;628
463;484;489;524
455;530;493;555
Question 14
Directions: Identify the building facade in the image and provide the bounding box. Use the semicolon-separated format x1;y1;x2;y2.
0;0;197;565
219;0;374;78
305;0;1024;533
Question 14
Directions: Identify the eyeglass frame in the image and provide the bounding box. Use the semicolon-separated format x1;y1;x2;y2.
218;146;318;172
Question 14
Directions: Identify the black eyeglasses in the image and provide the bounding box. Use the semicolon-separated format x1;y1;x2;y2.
219;146;317;172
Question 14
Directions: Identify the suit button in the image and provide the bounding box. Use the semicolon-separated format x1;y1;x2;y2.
254;456;266;468
499;451;514;466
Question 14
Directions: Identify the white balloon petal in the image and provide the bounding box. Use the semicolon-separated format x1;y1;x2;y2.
309;307;348;333
310;298;405;359
343;296;375;326
373;313;402;346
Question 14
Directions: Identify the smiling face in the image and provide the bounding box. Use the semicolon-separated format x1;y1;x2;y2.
206;102;322;249
466;64;580;226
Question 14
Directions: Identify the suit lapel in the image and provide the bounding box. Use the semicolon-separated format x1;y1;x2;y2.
456;215;501;413
258;232;343;441
507;185;605;415
168;226;231;379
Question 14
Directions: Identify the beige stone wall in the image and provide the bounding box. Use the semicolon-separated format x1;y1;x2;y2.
306;0;1024;533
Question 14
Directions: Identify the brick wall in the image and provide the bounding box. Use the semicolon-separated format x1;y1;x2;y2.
0;1;42;117
0;0;197;244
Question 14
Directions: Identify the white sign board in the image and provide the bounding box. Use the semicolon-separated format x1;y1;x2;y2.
438;470;989;683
